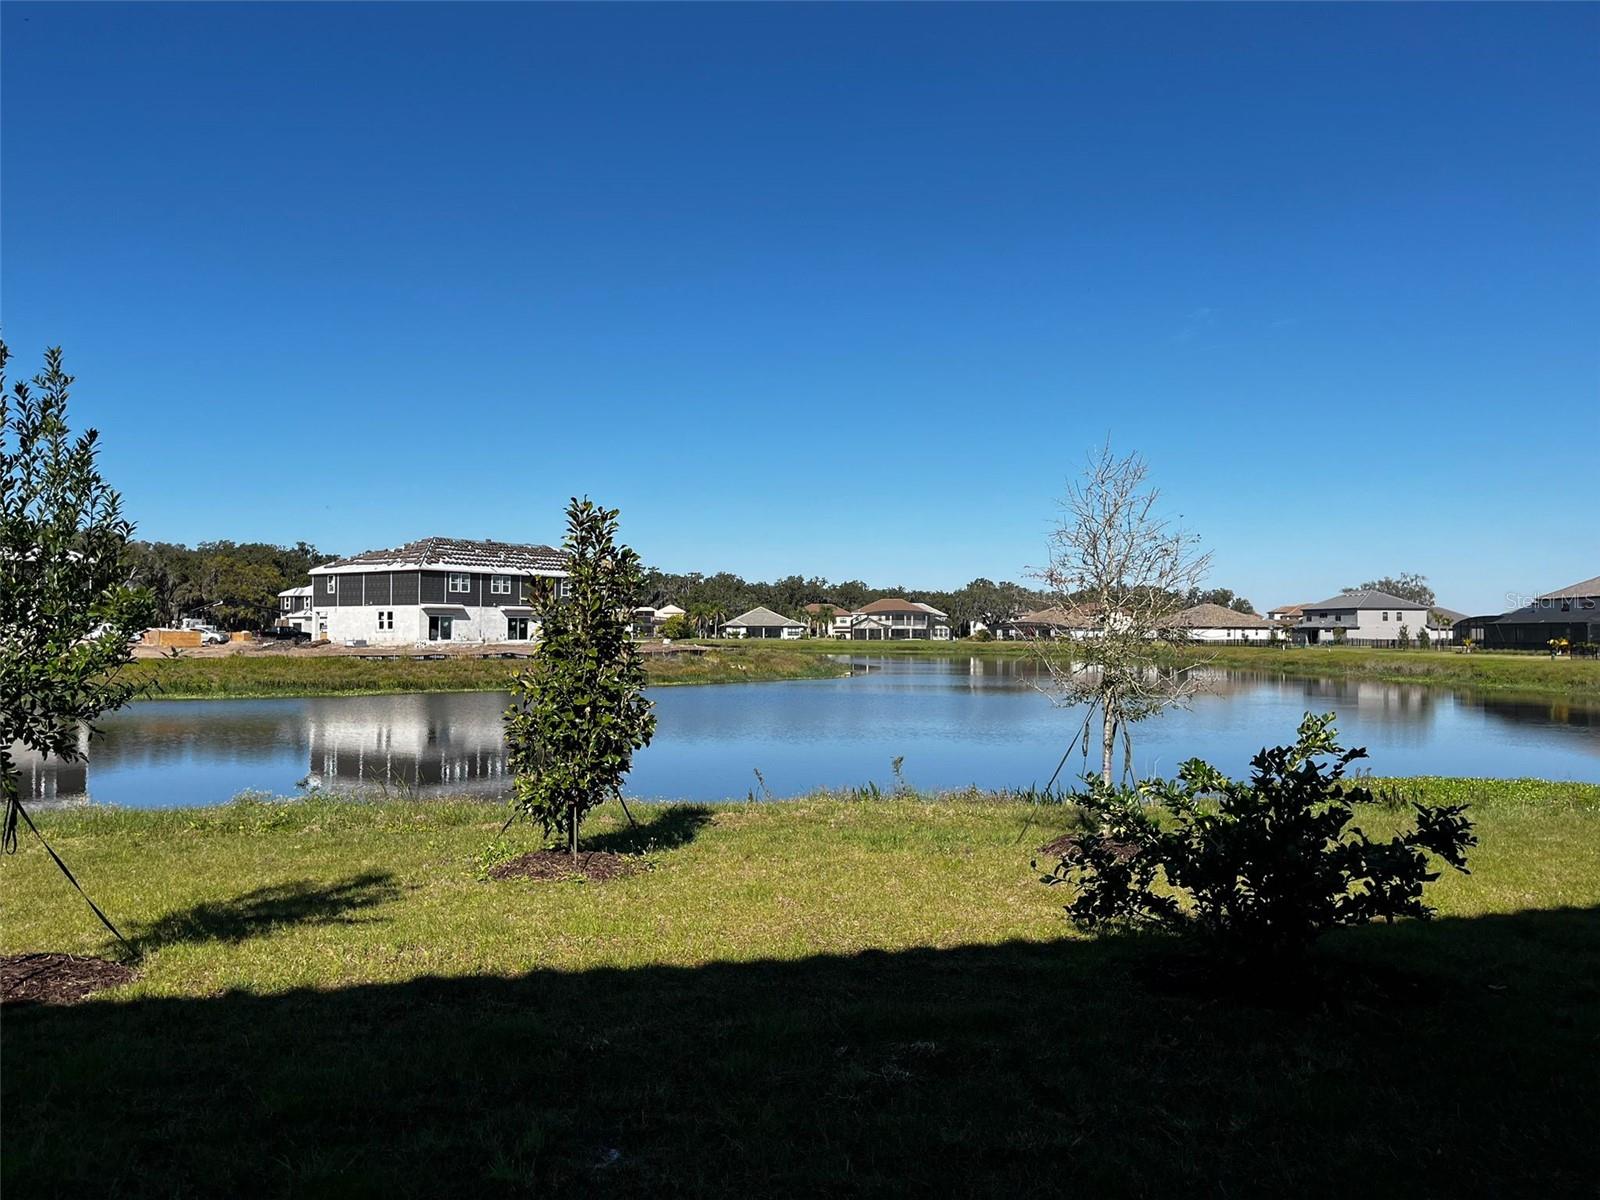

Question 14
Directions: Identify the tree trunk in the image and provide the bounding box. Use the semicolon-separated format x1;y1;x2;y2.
570;804;578;861
1;747;19;853
1101;708;1116;785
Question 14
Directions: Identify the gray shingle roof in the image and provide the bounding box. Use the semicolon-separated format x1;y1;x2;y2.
723;606;805;629
319;537;567;574
1538;575;1600;601
1303;589;1429;611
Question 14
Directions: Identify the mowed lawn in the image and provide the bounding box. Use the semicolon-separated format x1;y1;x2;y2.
3;782;1598;1197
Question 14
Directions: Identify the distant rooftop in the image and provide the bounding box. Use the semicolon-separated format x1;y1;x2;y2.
1302;589;1429;611
1172;603;1273;629
317;537;567;574
723;606;804;629
1537;575;1600;601
857;597;947;617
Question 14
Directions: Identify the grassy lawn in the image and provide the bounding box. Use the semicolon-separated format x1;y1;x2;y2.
3;781;1598;1196
126;643;849;698
709;638;1600;701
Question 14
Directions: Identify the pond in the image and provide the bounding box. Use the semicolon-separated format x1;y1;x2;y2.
13;656;1600;809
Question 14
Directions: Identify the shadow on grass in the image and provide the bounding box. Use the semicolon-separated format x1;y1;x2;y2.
4;907;1596;1198
126;872;400;955
583;803;715;855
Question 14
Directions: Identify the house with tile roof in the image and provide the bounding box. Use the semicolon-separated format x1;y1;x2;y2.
1001;606;1100;640
1172;603;1277;643
720;606;806;639
306;537;569;645
833;598;951;641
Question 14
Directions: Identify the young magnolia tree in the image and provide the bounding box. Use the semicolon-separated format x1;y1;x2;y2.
504;498;656;858
1;342;153;927
1034;443;1211;784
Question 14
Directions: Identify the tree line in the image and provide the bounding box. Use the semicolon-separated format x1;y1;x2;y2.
128;540;329;630
125;542;1263;635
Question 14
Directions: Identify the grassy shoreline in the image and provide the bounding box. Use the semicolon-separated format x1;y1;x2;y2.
125;639;1599;702
3;781;1597;1195
711;638;1600;701
125;643;850;699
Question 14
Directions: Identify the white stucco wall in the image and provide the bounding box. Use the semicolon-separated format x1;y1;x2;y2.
319;604;538;646
1186;626;1274;643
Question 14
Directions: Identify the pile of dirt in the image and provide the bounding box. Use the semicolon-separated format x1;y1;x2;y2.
2;953;137;1006
488;850;639;883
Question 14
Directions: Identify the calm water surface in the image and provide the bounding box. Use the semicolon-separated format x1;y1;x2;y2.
15;656;1600;808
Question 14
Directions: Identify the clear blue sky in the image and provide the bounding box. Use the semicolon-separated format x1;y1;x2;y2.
3;3;1595;614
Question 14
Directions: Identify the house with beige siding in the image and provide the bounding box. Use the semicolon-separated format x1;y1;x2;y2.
834;598;951;640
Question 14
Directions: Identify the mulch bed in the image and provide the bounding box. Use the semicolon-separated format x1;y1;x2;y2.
488;850;639;883
1038;832;1141;863
1;953;137;1007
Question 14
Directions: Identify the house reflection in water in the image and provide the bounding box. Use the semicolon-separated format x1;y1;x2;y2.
304;693;515;797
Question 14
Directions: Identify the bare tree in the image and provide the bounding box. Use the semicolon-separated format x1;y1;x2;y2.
1032;443;1212;784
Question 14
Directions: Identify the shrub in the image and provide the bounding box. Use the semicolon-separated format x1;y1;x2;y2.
1039;713;1475;961
659;614;695;639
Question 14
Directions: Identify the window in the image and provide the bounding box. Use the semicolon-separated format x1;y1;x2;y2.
490;575;512;595
325;576;336;594
428;615;453;641
507;617;529;640
377;611;394;631
282;597;292;611
449;573;471;594
1383;611;1389;621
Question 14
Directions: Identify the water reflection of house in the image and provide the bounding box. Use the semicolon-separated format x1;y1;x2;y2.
305;694;514;795
10;751;89;802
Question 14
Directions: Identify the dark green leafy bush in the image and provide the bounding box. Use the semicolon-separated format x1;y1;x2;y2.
1040;713;1475;959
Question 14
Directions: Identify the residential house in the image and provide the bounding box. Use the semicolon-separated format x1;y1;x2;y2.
1293;590;1431;645
1455;575;1599;650
834;598;951;640
1171;603;1276;643
630;603;687;637
1267;603;1309;624
803;601;849;637
307;537;568;645
721;606;806;639
1001;606;1099;639
275;585;314;635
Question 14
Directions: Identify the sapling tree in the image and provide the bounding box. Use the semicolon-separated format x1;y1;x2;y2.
1040;712;1475;962
2;342;154;937
503;498;656;859
1033;443;1212;783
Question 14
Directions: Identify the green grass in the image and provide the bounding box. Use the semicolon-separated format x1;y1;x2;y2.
124;641;1600;703
125;644;849;698
4;780;1598;1196
707;638;1600;701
